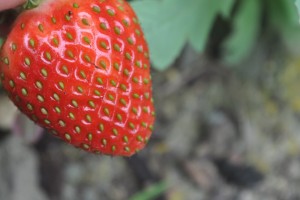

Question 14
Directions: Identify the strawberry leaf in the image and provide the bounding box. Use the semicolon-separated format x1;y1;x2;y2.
0;38;4;48
296;0;300;20
131;0;236;70
219;0;236;18
274;0;300;54
223;0;262;64
131;0;196;70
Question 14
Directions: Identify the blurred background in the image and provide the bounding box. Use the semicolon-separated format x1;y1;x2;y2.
2;0;300;199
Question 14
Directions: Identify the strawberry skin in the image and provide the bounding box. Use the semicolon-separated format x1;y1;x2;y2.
0;0;155;156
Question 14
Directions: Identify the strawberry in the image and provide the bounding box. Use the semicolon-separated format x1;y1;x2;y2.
0;0;155;156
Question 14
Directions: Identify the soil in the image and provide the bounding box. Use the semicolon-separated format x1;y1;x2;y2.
0;44;300;200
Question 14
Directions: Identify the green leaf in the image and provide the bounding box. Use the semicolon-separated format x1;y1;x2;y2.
268;0;299;29
131;0;199;70
264;0;300;55
223;0;262;64
188;1;220;52
296;0;300;19
129;181;168;200
189;0;236;52
132;0;237;70
219;0;236;18
0;38;4;49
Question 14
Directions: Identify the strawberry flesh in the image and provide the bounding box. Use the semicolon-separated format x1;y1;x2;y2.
0;0;155;156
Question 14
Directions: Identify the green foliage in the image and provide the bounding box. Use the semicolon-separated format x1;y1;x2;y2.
129;181;168;200
131;0;300;70
269;0;300;49
224;0;261;64
131;0;235;70
0;38;3;49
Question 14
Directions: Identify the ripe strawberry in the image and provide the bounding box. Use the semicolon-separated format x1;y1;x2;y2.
0;0;155;156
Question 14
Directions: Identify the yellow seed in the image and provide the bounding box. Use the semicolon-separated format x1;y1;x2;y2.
53;93;60;101
107;9;115;16
52;38;59;46
123;69;129;76
77;86;83;93
59;120;66;127
41;108;48;115
37;95;44;102
51;17;57;24
123;136;128;143
112;128;118;136
96;77;103;85
112;145;116;152
29;39;35;48
75;126;81;133
100;41;107;49
132;77;139;83
20;72;26;80
100;22;107;30
137;135;143;142
100;60;107;69
58;82;64;90
9;80;15;87
83;36;90;44
116;114;122;121
65;133;71;141
113;44;121;52
114;27;121;35
27;104;33;111
55;107;61;113
99;123;104;132
94;89;101;96
110;80;117;87
41;68;48;77
87;133;93;141
102;138;107;146
83;54;91;63
88;101;95;108
82;18;89;26
132;107;138;114
127;37;134;45
92;6;100;13
86;115;92;122
35;81;43;89
25;57;31;66
38;24;44;32
104;108;110;116
80;70;86;79
141;122;148;128
73;3;79;8
108;94;114;101
11;43;17;51
114;63;120;71
133;93;140;99
120;98;127;106
129;122;135;129
69;112;75;119
62;65;69;74
71;100;78;107
125;52;131;60
21;88;28;96
45;52;52;61
124;146;130;152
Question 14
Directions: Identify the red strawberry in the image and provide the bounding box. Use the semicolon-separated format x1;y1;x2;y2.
0;0;155;156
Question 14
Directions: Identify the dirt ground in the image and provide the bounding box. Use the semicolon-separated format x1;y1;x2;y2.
1;43;300;200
